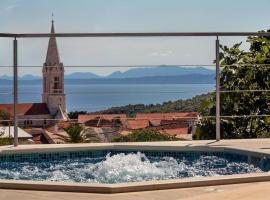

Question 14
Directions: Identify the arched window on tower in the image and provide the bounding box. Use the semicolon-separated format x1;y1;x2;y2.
53;77;60;93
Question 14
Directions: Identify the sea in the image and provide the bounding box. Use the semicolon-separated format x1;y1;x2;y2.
0;84;215;112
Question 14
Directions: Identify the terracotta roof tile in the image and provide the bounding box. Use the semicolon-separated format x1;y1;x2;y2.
0;103;50;116
120;130;131;136
136;112;199;120
127;119;150;130
136;112;198;126
161;127;189;136
78;114;127;124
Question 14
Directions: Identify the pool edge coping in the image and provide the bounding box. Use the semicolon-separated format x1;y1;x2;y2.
0;172;269;193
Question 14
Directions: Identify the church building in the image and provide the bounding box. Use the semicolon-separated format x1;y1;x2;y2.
0;20;68;127
42;20;66;117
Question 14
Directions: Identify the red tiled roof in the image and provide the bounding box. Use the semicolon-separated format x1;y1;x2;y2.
78;114;127;123
161;127;189;136
120;130;131;136
159;120;188;127
127;119;150;130
0;103;50;116
136;112;199;120
136;112;198;126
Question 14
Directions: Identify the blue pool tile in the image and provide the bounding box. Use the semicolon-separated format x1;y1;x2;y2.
0;149;267;172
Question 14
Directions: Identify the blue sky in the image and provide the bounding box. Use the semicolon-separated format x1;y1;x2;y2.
0;0;270;76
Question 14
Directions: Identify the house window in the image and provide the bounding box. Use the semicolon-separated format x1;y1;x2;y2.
24;120;32;127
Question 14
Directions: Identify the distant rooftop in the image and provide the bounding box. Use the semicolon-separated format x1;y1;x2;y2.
0;103;50;116
78;114;127;124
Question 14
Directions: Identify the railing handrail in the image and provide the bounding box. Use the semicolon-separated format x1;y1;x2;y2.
3;31;270;145
1;32;270;38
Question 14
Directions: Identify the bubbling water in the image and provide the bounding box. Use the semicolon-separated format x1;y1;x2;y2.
92;153;184;183
0;152;263;183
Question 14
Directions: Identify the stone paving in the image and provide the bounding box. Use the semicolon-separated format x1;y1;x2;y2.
0;182;269;200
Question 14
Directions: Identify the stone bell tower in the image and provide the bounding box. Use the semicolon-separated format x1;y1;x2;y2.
42;20;66;115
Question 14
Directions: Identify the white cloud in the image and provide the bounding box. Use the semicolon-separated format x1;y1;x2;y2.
4;0;21;13
5;4;19;12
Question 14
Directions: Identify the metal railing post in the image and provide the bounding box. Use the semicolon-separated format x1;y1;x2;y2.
216;36;221;141
13;37;18;147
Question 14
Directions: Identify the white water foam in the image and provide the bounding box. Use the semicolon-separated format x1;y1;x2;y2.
92;152;184;183
0;152;263;183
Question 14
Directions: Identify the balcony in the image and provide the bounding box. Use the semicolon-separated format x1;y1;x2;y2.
0;30;270;199
0;31;270;146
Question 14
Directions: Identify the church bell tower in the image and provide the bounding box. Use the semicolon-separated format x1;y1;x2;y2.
42;20;66;115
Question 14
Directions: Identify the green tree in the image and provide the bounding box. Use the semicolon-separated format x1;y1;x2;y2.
195;30;270;139
112;129;181;142
0;110;11;126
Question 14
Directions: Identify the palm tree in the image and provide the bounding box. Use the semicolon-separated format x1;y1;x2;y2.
64;124;84;143
64;124;103;143
81;127;103;143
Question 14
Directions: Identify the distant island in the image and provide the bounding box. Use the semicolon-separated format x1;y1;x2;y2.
0;74;214;85
0;66;215;85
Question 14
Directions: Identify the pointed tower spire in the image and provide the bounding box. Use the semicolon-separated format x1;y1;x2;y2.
51;12;54;23
45;19;60;66
43;18;66;116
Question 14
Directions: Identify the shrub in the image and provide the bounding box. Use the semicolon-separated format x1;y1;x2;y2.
0;110;11;126
112;129;181;142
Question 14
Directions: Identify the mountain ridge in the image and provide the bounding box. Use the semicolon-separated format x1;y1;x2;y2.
0;74;215;85
0;66;214;80
107;66;214;78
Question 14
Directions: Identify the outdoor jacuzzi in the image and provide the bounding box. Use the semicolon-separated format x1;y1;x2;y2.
0;142;270;193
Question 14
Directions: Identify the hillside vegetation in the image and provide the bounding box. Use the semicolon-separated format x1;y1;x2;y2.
96;93;210;117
